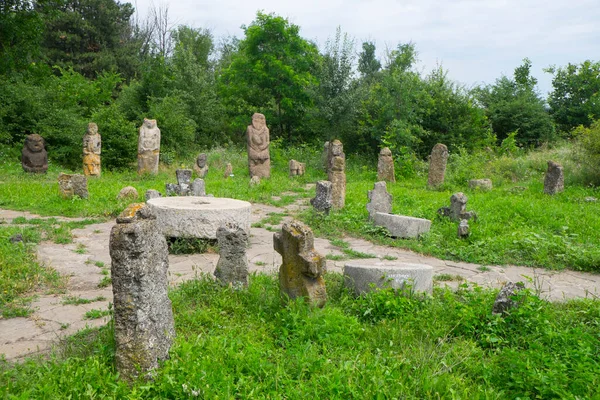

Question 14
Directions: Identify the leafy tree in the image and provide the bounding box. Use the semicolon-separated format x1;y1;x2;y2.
477;58;555;146
40;0;140;79
546;60;600;133
219;12;319;140
313;27;358;141
357;41;381;81
0;1;45;74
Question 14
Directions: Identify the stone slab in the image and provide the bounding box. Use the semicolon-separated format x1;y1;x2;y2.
372;212;431;238
344;262;434;295
147;196;251;239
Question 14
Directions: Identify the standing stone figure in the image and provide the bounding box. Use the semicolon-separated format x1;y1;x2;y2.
544;160;564;195
328;139;346;209
274;221;327;307
427;143;449;188
21;134;48;173
109;203;175;382
194;153;209;178
377;147;395;183
366;181;392;220
214;224;249;287
310;181;333;214
57;173;88;199
289;159;306;177
247;113;270;178
82;122;101;176
137;119;161;175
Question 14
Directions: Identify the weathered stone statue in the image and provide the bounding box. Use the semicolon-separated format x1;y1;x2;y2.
214;224;249;287
377;147;395;183
194;153;209;178
82;123;101;176
427;143;448;188
137;119;160;175
274;221;327;307
289;159;306;177
544;160;564;195
437;192;477;221
366;181;392;220
310;181;333;214
57;173;88;199
328;139;346;209
247;113;270;178
109;203;175;382
21;134;48;173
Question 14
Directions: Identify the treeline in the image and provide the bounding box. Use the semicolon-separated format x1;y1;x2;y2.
1;1;599;170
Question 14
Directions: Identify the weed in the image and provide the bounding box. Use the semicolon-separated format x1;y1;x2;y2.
434;274;465;282
168;237;217;254
97;276;112;288
254;261;267;266
326;253;347;261
62;296;106;305
381;255;398;261
74;243;87;254
84;308;111;320
477;266;491;272
94;261;105;268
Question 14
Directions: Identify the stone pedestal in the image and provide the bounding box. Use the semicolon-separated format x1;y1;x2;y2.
344;262;433;295
372;213;431;238
109;204;175;382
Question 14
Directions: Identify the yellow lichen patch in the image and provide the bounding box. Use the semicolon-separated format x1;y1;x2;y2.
118;203;146;222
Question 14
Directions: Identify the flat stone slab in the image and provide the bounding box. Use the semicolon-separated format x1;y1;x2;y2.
147;196;251;239
372;212;431;238
344;262;434;295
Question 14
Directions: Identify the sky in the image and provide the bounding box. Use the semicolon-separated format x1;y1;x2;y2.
132;0;600;96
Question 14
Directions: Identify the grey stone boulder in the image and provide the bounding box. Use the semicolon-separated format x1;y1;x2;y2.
492;281;526;315
372;212;431;238
145;189;162;201
366;181;392;220
344;262;433;295
468;179;493;191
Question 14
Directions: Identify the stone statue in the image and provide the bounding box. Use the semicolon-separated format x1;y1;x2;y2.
21;134;48;173
194;153;209;178
246;113;270;178
82;122;101;176
138;119;160;175
377;147;395;183
328;139;346;209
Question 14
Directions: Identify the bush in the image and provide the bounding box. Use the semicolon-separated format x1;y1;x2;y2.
91;103;137;170
572;120;600;186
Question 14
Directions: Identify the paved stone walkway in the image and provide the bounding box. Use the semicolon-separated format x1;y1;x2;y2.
2;201;600;361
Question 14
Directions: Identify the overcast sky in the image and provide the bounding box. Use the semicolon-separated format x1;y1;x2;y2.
133;0;600;96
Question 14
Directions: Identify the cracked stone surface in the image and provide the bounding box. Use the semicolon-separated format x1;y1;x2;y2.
2;196;600;361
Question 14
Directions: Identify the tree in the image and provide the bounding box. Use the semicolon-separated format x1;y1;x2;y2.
313;27;358;141
40;0;140;79
357;41;381;81
477;58;555;146
546;60;600;133
219;12;319;140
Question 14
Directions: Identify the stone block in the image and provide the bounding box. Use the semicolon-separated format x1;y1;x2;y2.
344;262;434;295
468;179;492;191
372;212;431;238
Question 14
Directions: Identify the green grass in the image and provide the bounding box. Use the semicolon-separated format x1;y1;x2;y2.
1;274;599;398
434;273;465;282
97;276;111;288
83;308;112;320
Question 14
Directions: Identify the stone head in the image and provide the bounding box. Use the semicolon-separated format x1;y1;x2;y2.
25;134;45;153
380;147;392;157
143;118;157;129
251;113;266;130
87;123;98;136
330;140;343;156
197;153;207;167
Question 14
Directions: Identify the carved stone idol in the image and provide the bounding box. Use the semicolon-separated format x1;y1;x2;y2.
328;139;346;209
247;113;270;178
137;119;160;175
83;122;101;177
377;147;395;183
194;153;209;178
21;134;48;173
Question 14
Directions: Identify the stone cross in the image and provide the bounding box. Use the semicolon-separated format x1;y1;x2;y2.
137;119;160;175
214;224;249;287
377;147;395;183
21;134;48;173
328;139;346;209
543;160;564;195
273;221;327;307
194;153;209;178
109;203;175;382
366;181;392;220
427;143;448;188
437;192;477;221
82;122;101;177
57;173;88;199
247;113;270;178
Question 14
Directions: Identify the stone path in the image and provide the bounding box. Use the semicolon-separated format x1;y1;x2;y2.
2;200;600;361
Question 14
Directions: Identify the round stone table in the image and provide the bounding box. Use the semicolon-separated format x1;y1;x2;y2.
146;196;251;239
